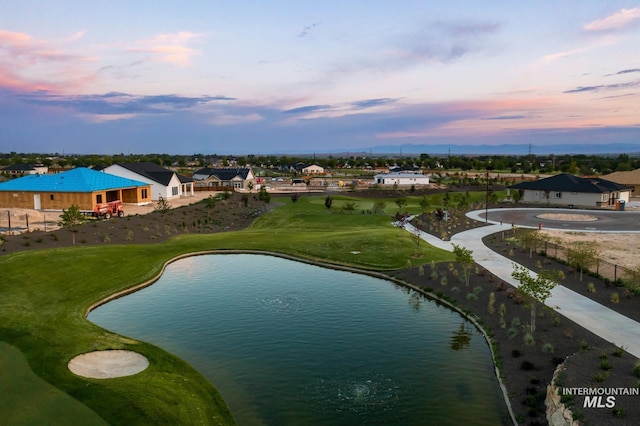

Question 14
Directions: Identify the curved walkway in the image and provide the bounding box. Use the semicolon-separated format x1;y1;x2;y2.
402;209;640;358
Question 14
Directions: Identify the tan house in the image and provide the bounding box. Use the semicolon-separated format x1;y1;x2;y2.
0;167;151;211
602;169;640;195
302;164;324;175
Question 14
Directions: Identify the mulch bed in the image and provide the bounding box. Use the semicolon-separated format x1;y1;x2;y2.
0;192;267;256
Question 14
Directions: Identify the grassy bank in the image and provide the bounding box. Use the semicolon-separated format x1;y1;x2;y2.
0;194;455;424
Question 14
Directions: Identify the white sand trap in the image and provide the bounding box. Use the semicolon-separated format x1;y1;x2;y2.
68;350;149;379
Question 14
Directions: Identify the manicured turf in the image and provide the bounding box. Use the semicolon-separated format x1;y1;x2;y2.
0;195;455;424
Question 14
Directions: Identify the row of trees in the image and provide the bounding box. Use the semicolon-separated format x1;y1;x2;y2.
2;152;639;176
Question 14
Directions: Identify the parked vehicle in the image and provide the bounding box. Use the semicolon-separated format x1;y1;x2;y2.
92;200;124;219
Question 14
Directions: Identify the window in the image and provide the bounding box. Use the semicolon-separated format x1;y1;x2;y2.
554;192;562;199
234;182;242;189
171;186;179;196
96;194;103;203
141;188;148;199
50;194;54;200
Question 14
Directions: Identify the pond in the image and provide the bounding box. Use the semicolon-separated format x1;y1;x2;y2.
89;254;511;425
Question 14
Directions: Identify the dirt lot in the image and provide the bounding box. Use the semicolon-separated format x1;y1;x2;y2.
538;230;640;270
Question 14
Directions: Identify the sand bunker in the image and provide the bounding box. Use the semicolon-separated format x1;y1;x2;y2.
537;213;598;222
68;350;149;379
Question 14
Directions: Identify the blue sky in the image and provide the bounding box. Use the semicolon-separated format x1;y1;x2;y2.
1;1;639;155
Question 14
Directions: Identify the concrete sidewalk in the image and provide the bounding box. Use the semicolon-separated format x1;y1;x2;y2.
401;219;640;358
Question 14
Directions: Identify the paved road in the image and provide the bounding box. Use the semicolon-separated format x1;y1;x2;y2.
402;209;640;358
477;207;640;233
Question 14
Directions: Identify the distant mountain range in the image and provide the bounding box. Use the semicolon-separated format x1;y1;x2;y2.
364;143;640;156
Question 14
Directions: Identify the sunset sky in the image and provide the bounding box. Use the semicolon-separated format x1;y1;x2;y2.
1;1;639;155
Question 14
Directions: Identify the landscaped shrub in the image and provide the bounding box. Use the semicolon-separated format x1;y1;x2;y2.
633;361;640;378
579;339;591;352
523;332;535;347
612;345;625;357
587;282;596;293
611;292;620;304
541;343;554;354
488;292;495;314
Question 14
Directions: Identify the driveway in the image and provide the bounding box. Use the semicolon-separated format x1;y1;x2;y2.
473;207;640;233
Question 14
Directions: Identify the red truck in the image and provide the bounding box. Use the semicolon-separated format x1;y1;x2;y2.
93;200;125;219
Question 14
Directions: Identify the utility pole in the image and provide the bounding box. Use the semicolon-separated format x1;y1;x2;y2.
485;169;489;223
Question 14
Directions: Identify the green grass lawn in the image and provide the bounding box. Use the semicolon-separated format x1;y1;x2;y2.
0;194;455;424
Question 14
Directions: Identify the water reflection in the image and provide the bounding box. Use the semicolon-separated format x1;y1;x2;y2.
450;323;473;351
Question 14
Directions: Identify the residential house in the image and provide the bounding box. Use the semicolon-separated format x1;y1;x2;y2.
192;167;255;190
0;167;151;210
2;163;49;176
602;169;640;195
302;164;325;175
508;173;632;208
373;171;430;186
103;162;194;201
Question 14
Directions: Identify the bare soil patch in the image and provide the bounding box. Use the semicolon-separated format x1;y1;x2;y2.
538;230;640;270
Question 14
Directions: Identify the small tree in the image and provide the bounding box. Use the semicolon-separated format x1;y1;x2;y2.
372;200;386;214
58;205;86;245
519;230;544;259
204;196;217;220
511;264;561;333
324;196;333;210
567;240;599;282
247;182;254;193
395;197;408;212
154;196;171;214
410;227;422;256
258;185;271;204
418;196;430;214
452;244;474;287
341;201;356;213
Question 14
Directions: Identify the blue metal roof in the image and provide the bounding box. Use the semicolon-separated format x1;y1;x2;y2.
0;167;148;192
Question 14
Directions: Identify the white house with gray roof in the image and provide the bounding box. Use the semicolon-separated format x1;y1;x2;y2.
103;162;194;201
373;171;430;187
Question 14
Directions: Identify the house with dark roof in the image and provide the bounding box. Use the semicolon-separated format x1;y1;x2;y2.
0;167;151;210
102;162;194;201
192;167;255;190
508;173;632;208
2;163;48;176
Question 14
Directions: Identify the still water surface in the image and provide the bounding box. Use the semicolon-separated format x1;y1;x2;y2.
89;254;511;425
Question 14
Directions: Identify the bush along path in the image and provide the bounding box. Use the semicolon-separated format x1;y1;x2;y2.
397;220;640;425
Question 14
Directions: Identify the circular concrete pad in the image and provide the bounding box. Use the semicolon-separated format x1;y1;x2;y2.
68;350;149;379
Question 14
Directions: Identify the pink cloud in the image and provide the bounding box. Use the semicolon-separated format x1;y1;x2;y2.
0;28;98;93
126;32;203;66
583;7;640;32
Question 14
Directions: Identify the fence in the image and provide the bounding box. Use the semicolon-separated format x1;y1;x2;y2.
0;209;58;235
522;236;638;288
